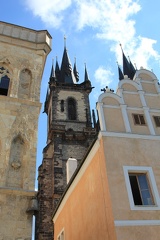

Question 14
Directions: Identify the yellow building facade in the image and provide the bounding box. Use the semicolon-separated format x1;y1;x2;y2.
53;68;160;240
97;68;160;239
0;22;51;239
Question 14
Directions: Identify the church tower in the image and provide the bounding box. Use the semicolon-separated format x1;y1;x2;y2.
36;44;97;239
0;22;51;239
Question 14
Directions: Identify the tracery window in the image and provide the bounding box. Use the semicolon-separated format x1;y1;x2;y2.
0;67;10;96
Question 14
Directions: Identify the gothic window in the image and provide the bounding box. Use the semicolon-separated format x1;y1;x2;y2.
68;98;76;120
18;68;31;99
0;67;10;96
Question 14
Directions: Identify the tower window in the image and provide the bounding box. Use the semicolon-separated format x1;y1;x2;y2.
132;114;145;125
153;116;160;127
0;67;10;96
60;100;64;112
68;98;76;120
129;173;154;206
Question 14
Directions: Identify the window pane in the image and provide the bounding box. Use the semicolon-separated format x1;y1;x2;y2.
154;116;160;127
129;175;142;205
138;175;154;205
133;115;139;124
139;115;145;125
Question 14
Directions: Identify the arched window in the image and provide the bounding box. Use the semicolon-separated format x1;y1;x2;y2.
0;67;10;96
68;98;76;120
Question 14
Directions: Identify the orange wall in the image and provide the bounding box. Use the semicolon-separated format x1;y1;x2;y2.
53;139;117;240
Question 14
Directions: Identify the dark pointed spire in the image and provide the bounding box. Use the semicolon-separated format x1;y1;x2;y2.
60;38;73;83
73;57;79;82
55;56;60;71
55;56;60;81
49;59;56;82
120;44;131;78
44;87;49;113
84;63;89;82
117;62;124;81
128;56;136;79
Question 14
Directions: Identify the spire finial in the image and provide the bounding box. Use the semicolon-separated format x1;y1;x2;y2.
119;43;123;51
64;35;66;48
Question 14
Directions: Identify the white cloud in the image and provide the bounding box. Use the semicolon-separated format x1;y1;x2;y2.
24;0;160;70
24;0;72;28
94;66;114;87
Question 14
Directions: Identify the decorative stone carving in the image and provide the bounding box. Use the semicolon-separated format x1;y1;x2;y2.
0;67;9;80
0;57;10;64
11;158;21;169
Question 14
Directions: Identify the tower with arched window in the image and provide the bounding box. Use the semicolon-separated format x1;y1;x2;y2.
36;45;98;239
0;21;51;239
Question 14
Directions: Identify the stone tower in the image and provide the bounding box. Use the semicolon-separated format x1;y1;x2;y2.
36;45;97;239
0;21;51;239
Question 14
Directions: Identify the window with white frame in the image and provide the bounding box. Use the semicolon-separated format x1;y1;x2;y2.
132;114;146;125
57;229;64;240
153;116;160;127
129;173;154;205
123;166;160;210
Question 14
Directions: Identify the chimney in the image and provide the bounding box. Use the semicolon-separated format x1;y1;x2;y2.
66;158;77;183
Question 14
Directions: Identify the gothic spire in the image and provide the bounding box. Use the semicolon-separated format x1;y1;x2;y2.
84;63;90;82
117;62;124;81
50;60;54;78
119;44;136;80
120;44;131;78
128;56;136;79
60;47;73;83
73;57;79;82
55;56;60;81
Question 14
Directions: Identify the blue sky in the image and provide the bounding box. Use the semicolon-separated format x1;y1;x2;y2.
1;0;160;184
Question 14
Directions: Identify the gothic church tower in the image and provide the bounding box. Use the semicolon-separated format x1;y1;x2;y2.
0;22;51;239
36;45;97;239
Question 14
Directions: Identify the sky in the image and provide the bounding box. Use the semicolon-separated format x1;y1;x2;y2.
1;0;160;185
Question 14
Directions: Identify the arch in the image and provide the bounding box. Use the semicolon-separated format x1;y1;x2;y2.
135;69;157;81
118;79;141;91
18;68;32;99
98;92;124;105
0;66;10;96
68;97;77;120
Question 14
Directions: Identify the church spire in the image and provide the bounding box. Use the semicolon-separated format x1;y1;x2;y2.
120;44;131;78
50;59;56;79
60;38;73;83
73;57;79;82
119;44;136;80
84;63;90;82
117;62;124;81
128;56;136;79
